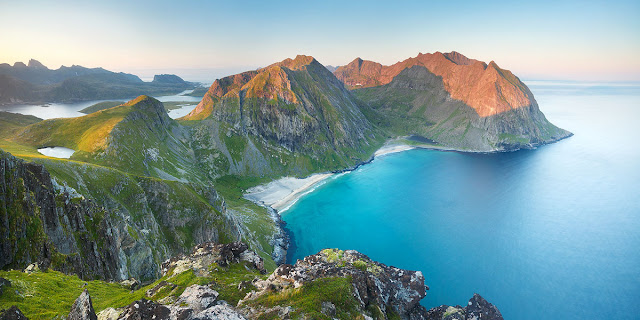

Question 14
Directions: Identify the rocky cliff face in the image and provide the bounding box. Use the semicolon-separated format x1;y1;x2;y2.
0;149;120;279
184;55;383;177
335;51;536;118
343;53;572;151
0;149;240;281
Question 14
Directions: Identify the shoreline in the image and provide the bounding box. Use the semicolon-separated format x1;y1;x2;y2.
242;132;575;215
242;135;574;263
242;140;429;215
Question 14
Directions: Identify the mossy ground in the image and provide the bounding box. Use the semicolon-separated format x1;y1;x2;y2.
247;276;362;320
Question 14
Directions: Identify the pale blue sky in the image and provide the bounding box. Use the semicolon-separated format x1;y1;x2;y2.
1;0;638;82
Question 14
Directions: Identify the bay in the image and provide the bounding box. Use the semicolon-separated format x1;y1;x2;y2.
281;81;640;320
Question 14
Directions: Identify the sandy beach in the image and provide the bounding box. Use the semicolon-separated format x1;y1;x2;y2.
244;173;334;212
243;142;421;214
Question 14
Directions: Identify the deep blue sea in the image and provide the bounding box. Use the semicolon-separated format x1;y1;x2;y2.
281;81;640;320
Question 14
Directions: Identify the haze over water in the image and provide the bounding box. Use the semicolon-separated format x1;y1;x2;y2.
281;81;640;319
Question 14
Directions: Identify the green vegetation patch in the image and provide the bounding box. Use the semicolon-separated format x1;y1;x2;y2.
248;276;361;320
79;101;124;114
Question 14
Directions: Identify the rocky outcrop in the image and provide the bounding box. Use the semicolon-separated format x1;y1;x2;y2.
68;289;98;320
0;277;11;295
115;285;247;320
0;306;28;320
161;241;266;277
412;293;503;320
241;248;428;319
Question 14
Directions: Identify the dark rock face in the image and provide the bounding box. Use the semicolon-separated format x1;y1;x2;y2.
410;293;503;320
67;289;97;320
117;299;171;320
0;277;10;295
0;150;120;280
466;293;503;320
0;306;28;320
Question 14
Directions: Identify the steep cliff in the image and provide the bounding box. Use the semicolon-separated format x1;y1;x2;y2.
335;52;571;151
354;65;571;151
0;149;241;281
184;55;384;177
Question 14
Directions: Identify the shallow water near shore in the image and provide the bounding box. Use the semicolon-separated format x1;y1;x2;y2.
281;81;640;320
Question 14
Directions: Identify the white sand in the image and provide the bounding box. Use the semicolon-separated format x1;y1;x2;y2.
244;173;333;212
374;144;415;157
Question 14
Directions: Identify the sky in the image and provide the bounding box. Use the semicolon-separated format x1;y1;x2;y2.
1;0;639;83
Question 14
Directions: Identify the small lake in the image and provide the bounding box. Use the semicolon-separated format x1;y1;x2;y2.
37;147;75;158
281;80;640;320
0;89;202;120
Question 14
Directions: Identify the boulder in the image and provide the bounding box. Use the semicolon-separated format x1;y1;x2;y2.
68;289;97;320
0;306;28;320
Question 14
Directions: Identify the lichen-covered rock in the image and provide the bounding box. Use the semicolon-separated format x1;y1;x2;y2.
161;241;265;277
68;289;98;320
174;285;219;313
116;285;246;320
0;306;28;320
96;308;120;320
117;299;170;320
119;278;140;291
411;293;503;320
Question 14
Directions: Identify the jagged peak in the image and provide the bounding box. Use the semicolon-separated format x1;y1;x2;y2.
443;51;478;66
272;54;318;71
27;59;47;69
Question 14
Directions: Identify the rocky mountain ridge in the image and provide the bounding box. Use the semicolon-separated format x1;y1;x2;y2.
0;59;195;104
337;52;572;151
336;51;535;117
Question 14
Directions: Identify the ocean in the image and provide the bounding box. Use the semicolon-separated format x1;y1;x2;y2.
280;81;640;319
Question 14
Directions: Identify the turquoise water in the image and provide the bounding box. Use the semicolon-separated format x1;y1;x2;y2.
281;81;640;320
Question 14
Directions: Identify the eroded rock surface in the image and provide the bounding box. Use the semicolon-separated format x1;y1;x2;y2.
68;289;98;320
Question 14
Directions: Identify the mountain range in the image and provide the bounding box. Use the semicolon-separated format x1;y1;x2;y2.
0;59;196;104
0;51;567;319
